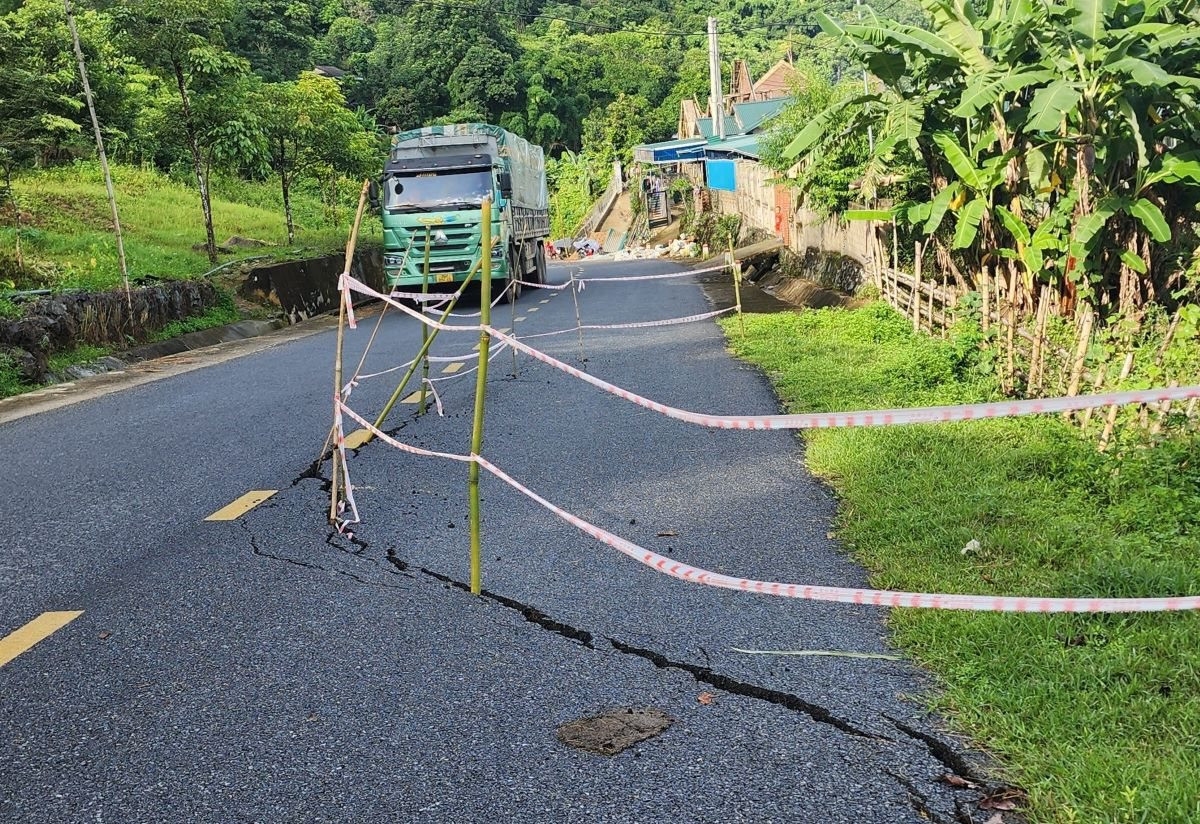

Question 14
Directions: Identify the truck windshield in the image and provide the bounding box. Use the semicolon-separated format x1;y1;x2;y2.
384;170;494;213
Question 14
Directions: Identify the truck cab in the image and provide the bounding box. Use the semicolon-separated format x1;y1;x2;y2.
377;124;549;296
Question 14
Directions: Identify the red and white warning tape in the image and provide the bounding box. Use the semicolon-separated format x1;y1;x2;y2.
333;407;1200;613
342;275;1200;429
519;306;736;339
483;326;1200;429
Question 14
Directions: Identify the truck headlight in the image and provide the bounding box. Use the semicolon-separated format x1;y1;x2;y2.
384;254;405;266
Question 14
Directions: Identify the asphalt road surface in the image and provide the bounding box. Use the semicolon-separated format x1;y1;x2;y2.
1;258;996;823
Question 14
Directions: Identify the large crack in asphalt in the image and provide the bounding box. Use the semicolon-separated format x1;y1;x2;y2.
240;522;413;588
237;491;994;793
886;715;982;781
609;638;885;740
417;565;888;742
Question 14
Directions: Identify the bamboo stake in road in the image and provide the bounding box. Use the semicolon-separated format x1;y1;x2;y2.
417;228;432;415
329;180;371;523
728;241;744;339
468;198;494;595
569;267;586;366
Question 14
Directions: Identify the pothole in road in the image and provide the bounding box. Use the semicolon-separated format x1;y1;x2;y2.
556;708;674;756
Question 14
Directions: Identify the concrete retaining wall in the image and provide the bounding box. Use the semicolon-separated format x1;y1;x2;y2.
238;248;385;324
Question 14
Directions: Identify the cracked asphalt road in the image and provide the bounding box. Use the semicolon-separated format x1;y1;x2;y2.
2;258;995;823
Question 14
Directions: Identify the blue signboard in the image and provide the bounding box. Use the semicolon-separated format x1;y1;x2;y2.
706;160;736;192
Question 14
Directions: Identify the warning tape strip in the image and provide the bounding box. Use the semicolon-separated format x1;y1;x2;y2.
336;414;1200;613
473;455;1200;613
342;275;1200;429
342;274;480;333
483;325;1200;429
513;261;731;292
519;306;736;340
338;401;473;463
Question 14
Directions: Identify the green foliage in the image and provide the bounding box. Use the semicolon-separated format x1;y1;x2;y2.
782;0;1200;317
5;162;355;290
724;305;1200;823
152;288;239;339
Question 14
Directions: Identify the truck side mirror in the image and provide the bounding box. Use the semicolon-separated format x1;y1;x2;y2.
368;180;380;210
498;171;513;199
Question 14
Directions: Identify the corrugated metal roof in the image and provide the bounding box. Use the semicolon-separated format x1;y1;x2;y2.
632;137;708;164
732;97;791;133
696;116;741;139
703;134;762;160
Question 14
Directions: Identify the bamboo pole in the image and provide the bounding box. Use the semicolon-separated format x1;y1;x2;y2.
329;180;371;523
369;253;488;436
911;240;922;332
1028;285;1050;394
1150;379;1179;437
65;0;131;310
1079;363;1108;428
569;267;586;365
1099;351;1136;451
729;242;745;338
417;228;432;415
981;262;991;332
468;198;494;596
1063;307;1094;418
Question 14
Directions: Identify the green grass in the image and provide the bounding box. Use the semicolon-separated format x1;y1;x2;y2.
1;162;373;291
151;289;241;341
46;343;110;374
722;303;1200;824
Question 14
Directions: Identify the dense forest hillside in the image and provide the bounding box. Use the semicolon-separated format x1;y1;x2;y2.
2;0;899;280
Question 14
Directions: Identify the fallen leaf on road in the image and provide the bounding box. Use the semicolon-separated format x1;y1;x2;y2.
657;531;678;537
938;774;977;790
98;631;111;640
697;692;716;705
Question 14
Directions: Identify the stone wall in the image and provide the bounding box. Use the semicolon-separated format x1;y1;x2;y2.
1;280;222;382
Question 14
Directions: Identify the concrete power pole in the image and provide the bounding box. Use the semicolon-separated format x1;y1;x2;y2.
707;17;726;140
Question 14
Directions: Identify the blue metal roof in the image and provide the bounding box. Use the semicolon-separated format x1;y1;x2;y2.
632;137;708;165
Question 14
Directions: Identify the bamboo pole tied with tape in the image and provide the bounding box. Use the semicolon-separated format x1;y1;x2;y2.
330;179;371;523
468;197;494;595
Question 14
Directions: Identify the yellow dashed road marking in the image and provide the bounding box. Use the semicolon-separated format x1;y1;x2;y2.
0;612;84;668
401;391;425;404
515;316;527;323
442;362;464;374
539;299;550;305
343;429;373;449
528;307;539;312
205;490;278;521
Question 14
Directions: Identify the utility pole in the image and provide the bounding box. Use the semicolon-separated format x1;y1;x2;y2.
707;16;726;140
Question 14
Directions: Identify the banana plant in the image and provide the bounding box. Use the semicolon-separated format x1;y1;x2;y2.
777;0;1200;316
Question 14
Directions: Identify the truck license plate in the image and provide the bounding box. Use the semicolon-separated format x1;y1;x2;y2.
436;273;454;284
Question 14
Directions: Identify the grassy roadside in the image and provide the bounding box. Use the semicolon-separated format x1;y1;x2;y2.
1;162;370;291
721;304;1200;824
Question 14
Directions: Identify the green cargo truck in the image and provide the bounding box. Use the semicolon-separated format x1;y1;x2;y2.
375;123;550;298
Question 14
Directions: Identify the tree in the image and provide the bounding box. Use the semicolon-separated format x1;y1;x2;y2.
255;73;377;243
448;41;517;124
115;0;254;262
226;0;319;82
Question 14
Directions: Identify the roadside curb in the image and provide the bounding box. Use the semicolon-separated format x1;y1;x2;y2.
0;314;341;426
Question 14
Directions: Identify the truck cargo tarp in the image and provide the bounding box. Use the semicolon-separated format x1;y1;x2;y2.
391;124;548;211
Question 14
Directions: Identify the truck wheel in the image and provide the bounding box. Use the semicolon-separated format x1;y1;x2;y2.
533;242;547;285
500;247;522;304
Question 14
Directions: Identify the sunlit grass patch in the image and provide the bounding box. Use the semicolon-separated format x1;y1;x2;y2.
722;304;1200;823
